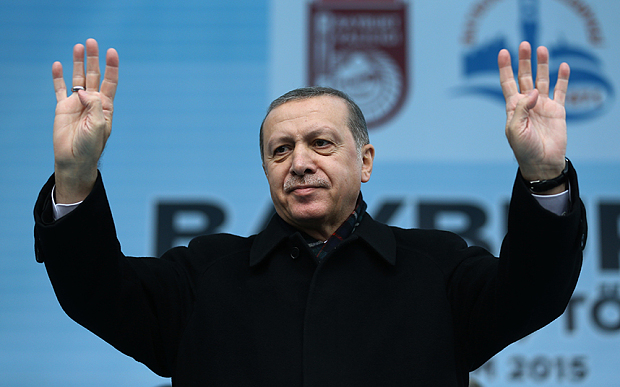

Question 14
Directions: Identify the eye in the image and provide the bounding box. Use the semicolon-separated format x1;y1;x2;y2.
313;139;336;154
314;139;332;148
273;145;291;156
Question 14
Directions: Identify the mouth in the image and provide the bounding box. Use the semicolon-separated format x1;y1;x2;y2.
286;185;321;194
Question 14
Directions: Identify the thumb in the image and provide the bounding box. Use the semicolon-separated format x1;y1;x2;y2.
512;89;539;127
76;89;102;110
76;90;105;126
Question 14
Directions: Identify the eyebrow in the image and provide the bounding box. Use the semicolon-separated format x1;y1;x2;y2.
267;127;342;151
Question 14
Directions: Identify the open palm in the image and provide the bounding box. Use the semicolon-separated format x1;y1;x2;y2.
52;39;118;203
499;42;569;182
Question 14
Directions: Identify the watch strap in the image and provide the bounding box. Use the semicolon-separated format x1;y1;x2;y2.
527;158;569;193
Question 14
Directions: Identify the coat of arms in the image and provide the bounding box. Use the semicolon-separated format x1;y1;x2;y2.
309;0;409;128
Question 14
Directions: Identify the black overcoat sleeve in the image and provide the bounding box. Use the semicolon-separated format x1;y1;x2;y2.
34;172;198;377
446;160;586;370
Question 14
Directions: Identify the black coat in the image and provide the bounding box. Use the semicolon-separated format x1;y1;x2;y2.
34;165;586;386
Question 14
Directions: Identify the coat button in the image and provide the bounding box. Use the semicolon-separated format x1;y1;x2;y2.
290;247;300;259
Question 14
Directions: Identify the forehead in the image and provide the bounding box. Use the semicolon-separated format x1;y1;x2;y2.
263;95;350;138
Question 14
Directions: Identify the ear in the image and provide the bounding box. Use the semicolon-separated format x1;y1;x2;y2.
360;144;375;183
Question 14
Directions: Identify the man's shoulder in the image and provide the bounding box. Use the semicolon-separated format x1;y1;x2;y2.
361;215;467;252
185;232;256;258
158;232;257;277
356;215;476;270
390;225;470;260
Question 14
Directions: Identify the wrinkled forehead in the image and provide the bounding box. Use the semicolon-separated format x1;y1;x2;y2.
263;95;350;136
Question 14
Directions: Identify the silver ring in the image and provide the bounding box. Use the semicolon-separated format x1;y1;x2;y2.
71;86;85;92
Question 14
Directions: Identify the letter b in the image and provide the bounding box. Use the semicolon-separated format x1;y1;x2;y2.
155;202;226;256
418;202;492;252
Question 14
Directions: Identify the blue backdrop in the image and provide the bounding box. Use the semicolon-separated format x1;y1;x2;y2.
1;0;619;385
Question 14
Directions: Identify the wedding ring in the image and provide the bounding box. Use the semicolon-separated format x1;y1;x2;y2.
71;86;85;92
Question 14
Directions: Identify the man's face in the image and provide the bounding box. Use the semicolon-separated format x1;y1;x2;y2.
261;95;374;240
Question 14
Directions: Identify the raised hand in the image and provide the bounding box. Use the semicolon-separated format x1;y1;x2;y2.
498;41;569;191
52;38;119;203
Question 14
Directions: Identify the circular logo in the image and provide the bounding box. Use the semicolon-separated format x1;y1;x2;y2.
316;49;404;128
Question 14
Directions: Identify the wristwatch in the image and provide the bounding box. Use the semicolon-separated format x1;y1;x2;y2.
527;158;569;193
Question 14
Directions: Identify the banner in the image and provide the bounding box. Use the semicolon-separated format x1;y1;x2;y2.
1;0;618;385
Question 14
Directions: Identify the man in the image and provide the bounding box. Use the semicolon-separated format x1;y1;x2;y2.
34;39;586;386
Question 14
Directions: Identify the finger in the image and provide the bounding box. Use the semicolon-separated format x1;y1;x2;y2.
52;61;67;103
509;90;539;135
517;41;534;93
553;62;570;106
535;46;550;98
85;38;101;91
72;43;85;88
498;48;518;101
100;48;119;101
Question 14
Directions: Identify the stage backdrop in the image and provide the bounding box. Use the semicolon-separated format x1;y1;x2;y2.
1;0;618;386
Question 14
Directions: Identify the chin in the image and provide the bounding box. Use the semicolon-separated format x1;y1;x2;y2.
287;205;330;225
290;210;328;224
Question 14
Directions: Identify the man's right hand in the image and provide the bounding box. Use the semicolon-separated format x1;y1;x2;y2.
52;38;119;204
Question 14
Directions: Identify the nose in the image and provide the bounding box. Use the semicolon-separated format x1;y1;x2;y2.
290;145;316;176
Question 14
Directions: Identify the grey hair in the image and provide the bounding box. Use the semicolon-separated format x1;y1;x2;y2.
259;86;369;161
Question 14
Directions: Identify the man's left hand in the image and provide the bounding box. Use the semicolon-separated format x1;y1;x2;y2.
498;41;570;186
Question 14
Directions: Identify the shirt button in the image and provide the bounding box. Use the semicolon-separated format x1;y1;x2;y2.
290;247;300;259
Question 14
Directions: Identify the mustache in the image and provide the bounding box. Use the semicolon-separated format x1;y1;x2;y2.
284;175;330;193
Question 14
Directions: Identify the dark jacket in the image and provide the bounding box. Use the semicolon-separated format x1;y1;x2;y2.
34;165;586;386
